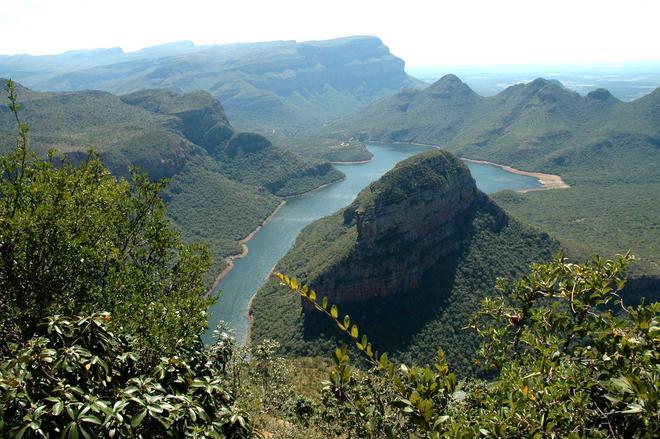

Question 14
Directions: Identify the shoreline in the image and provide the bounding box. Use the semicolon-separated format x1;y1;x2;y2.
218;140;570;342
367;139;570;192
208;200;286;294
284;178;342;198
460;158;570;192
245;292;257;345
329;158;373;164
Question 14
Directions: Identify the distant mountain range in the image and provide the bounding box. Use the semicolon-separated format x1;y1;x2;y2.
324;75;660;274
0;37;423;132
0;82;342;280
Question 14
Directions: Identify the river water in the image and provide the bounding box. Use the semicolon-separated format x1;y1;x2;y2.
205;143;540;343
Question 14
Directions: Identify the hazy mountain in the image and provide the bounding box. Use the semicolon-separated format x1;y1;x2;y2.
1;37;424;133
0;83;342;279
409;61;660;101
251;150;559;374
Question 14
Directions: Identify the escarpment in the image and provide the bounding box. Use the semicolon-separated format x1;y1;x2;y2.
313;150;480;303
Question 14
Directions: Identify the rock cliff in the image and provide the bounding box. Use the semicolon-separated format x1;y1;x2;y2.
314;150;480;303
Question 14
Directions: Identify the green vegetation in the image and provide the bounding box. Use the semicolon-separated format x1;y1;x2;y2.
0;81;212;358
270;134;372;163
275;254;659;438
0;314;256;438
0;82;342;281
1;81;657;437
325;76;660;275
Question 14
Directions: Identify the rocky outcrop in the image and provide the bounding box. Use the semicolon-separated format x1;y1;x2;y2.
120;89;234;154
312;150;481;303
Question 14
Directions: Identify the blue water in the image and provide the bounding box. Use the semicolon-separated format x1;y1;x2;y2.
205;143;540;343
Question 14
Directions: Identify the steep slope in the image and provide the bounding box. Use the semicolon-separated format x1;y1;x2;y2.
325;76;660;274
0;83;342;279
251;150;559;375
2;37;423;134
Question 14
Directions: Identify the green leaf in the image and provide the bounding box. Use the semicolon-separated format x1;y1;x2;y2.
379;352;388;368
131;409;148;428
621;403;644;414
52;401;64;416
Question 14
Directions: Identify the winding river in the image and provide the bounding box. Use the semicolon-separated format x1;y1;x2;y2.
205;142;540;343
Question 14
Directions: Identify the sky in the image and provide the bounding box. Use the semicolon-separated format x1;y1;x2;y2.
1;0;659;67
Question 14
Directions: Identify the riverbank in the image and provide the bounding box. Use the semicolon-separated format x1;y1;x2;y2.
329;158;373;164
460;158;570;192
369;139;569;192
208;200;286;294
210;141;568;344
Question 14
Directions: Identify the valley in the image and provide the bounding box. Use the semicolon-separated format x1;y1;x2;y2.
1;4;658;432
0;83;343;281
206;142;545;343
251;149;559;375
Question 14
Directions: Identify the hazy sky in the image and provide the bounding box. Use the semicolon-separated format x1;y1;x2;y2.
1;0;659;66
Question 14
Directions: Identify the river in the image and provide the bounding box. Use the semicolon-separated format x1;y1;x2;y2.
205;142;540;343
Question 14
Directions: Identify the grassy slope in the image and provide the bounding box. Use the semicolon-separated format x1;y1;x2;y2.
324;77;660;274
0;84;342;280
251;154;559;375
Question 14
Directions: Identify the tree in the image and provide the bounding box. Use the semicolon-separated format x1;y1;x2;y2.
0;79;213;360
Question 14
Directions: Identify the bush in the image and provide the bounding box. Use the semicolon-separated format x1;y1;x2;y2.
0;313;256;438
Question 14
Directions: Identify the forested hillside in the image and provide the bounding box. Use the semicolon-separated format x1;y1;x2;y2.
0;83;342;279
252;150;559;374
324;76;660;274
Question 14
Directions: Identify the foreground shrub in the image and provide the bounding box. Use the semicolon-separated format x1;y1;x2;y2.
276;254;659;438
0;313;256;438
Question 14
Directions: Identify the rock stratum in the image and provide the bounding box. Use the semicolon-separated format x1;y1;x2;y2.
315;151;479;303
251;149;558;374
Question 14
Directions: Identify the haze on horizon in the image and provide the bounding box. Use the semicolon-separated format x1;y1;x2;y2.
2;0;659;67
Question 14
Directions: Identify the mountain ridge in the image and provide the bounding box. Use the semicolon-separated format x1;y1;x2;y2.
0;81;343;281
324;75;660;274
1;37;425;133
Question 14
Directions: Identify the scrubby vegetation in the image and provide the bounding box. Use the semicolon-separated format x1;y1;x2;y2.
274;253;659;438
0;82;213;359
